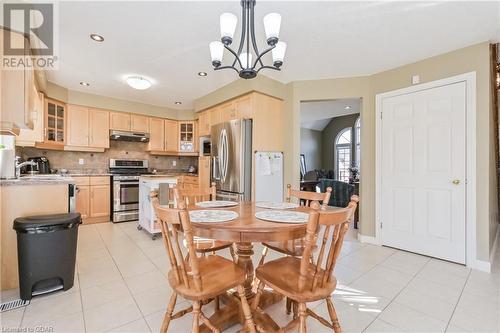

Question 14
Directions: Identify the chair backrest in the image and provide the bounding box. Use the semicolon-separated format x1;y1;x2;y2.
298;195;359;292
286;184;332;208
175;182;217;206
151;192;204;292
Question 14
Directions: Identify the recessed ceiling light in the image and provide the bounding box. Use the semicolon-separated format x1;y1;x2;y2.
198;72;208;77
90;34;104;42
125;76;152;90
174;101;182;105
344;106;352;110
80;81;90;86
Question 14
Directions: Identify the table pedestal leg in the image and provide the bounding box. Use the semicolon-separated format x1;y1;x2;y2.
199;242;283;332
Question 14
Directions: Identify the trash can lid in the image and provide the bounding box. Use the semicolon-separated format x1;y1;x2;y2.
13;213;82;231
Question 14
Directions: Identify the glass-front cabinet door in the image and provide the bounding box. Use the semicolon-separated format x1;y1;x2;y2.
45;98;66;145
179;121;195;152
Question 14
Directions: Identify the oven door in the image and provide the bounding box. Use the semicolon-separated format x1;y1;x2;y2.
113;180;139;211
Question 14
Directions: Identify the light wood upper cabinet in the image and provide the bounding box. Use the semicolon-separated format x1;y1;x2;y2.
147;117;165;151
110;112;131;131
89;109;110;148
198;111;210;137
0;28;35;134
41;98;66;147
67;104;89;146
131;114;149;132
236;95;253;119
16;90;45;146
66;105;109;149
165;119;179;152
220;102;238;122
179;121;195;152
209;107;222;126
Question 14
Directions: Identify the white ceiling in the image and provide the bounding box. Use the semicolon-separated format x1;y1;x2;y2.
301;99;360;130
47;1;500;110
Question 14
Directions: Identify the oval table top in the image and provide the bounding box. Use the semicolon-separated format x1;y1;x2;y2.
189;202;340;243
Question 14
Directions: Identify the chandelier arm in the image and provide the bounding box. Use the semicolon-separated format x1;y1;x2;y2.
214;65;240;73
256;65;281;73
251;45;275;70
232;2;247;68
224;44;244;69
249;2;264;67
245;1;250;68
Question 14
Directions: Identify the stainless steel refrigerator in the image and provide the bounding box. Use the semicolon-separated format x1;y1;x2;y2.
211;119;252;201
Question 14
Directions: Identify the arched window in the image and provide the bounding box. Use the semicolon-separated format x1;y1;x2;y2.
354;116;361;170
335;127;352;182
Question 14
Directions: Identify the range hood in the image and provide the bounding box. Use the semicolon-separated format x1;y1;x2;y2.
109;130;150;142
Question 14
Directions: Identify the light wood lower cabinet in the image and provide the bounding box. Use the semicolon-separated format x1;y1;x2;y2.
198;156;211;189
75;176;110;223
75;185;90;219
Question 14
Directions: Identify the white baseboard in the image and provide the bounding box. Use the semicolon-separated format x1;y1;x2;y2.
469;259;491;273
357;234;379;245
467;226;499;273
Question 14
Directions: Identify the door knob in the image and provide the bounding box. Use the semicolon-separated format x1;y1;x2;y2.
452;179;460;185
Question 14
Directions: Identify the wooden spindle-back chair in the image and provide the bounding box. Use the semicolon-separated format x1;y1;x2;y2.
258;184;332;263
151;193;256;333
174;183;236;261
253;195;359;333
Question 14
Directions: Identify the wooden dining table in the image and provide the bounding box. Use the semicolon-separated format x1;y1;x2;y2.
188;201;339;332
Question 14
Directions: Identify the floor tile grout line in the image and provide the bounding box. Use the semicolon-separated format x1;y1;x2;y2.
359;253;432;333
346;246;400;286
76;237;88;333
443;268;472;333
93;223;152;333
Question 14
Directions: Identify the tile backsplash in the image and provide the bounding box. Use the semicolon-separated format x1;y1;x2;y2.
17;141;198;173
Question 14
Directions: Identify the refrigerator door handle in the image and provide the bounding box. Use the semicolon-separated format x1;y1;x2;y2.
222;129;229;182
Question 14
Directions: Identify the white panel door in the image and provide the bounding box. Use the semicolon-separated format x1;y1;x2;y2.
380;82;466;264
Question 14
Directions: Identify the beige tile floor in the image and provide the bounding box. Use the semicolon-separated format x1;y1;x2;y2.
1;221;499;333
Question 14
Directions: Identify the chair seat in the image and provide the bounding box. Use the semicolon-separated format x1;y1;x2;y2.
262;240;317;257
255;257;337;302
184;237;233;253
168;255;246;301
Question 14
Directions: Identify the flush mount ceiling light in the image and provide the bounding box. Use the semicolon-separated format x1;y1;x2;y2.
80;81;90;86
90;34;104;42
198;72;208;77
344;106;352;110
209;0;287;79
125;76;152;90
174;101;182;105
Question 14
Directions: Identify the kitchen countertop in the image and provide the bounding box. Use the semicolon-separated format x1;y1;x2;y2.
0;176;75;186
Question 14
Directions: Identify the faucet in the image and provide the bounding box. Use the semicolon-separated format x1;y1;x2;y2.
15;157;37;178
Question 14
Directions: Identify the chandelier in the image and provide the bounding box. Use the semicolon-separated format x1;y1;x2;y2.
209;0;287;79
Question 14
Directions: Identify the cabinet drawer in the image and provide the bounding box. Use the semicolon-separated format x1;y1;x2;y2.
90;176;110;185
73;176;90;186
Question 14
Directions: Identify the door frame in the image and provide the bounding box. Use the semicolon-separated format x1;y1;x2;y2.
375;71;477;268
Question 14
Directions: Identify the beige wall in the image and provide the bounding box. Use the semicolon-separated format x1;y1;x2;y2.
45;82;195;120
194;42;498;263
300;128;323;171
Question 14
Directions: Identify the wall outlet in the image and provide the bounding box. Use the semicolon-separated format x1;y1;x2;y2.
411;75;420;85
172;160;177;167
79;158;85;165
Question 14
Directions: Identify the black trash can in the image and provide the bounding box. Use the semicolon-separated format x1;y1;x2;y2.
13;213;81;300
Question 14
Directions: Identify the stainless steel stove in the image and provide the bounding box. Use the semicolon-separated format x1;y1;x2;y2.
109;159;150;223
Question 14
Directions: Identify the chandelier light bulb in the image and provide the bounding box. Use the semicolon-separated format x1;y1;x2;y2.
209;41;224;67
220;13;238;45
272;41;287;68
263;13;281;45
239;52;253;69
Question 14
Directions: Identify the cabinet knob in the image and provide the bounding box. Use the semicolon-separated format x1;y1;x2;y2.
452;179;460;185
